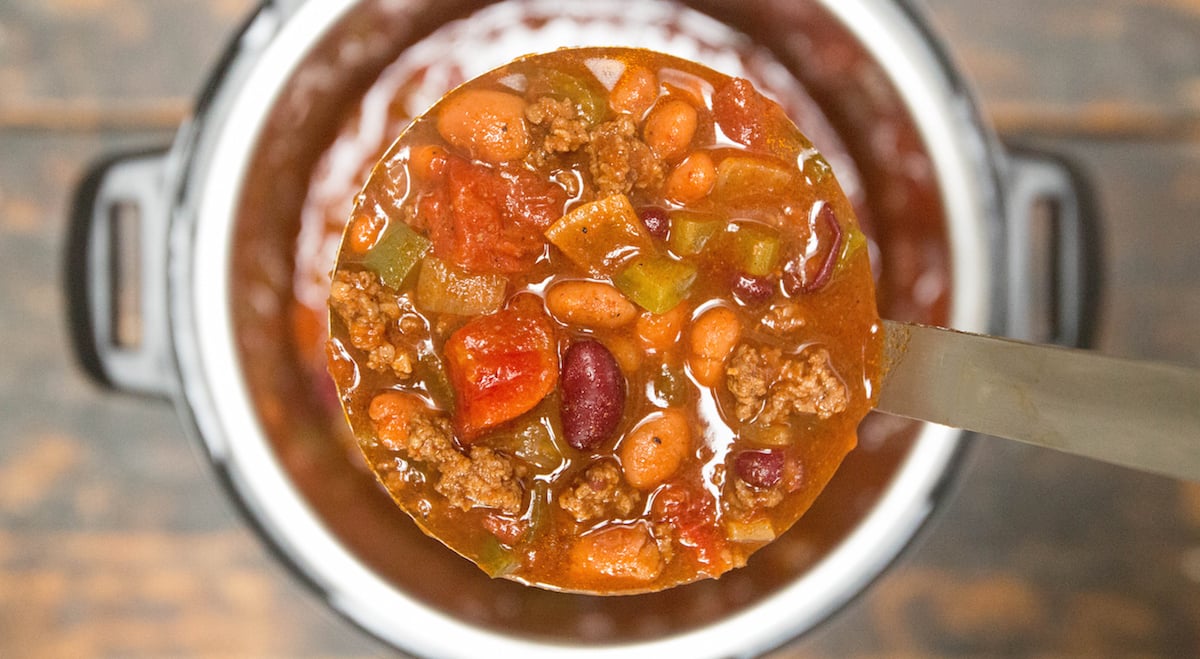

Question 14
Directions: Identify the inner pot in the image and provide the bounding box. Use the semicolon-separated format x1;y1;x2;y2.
174;0;995;655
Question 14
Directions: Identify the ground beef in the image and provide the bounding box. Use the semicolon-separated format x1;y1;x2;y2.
329;270;419;378
525;96;591;167
523;95;663;197
558;461;639;523
727;344;773;422
437;446;523;514
726;344;849;424
727;477;785;517
372;404;522;514
587;114;664;197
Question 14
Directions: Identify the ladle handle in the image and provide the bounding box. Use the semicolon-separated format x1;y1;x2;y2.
878;320;1200;482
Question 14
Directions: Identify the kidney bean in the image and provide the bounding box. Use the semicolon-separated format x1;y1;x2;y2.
734;450;784;488
638;207;670;240
731;272;775;306
561;340;626;450
783;204;844;295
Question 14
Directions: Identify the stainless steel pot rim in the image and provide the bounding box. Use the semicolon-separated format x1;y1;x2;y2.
168;0;995;656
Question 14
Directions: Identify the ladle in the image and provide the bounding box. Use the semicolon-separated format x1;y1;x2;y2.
879;320;1200;481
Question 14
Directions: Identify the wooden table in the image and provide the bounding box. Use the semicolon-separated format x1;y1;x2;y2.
1;1;1197;656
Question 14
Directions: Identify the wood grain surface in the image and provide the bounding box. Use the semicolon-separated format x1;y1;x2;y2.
1;0;1198;657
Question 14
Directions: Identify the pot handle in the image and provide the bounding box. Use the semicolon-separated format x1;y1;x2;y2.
66;149;175;399
1003;148;1100;348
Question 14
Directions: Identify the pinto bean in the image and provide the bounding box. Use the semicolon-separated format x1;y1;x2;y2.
561;340;626;450
619;408;691;489
635;303;687;353
436;89;530;164
546;280;638;328
409;144;449;181
368;390;422;448
688;306;742;386
609;65;659;117
603;335;644;374
663;151;715;204
643;99;698;162
346;213;386;254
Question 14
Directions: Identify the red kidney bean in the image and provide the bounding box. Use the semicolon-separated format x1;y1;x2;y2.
638;207;670;240
561;340;626;450
732;272;775;306
782;204;844;295
734;450;784;488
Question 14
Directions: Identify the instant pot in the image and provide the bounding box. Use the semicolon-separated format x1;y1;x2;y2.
67;0;1094;656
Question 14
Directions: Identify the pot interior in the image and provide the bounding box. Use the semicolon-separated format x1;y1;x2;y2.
228;0;953;645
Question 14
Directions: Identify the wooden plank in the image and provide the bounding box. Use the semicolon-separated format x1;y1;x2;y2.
923;0;1200;138
2;0;1198;139
0;0;253;128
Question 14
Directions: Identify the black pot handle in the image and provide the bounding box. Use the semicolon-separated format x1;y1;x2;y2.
65;149;175;399
1002;148;1102;348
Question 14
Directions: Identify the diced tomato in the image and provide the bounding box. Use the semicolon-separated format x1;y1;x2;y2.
712;78;792;156
418;156;566;274
650;482;729;569
443;296;559;439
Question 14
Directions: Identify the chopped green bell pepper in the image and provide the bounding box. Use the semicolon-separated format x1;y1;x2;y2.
668;211;722;256
362;220;431;289
614;256;697;314
731;222;782;276
416;256;507;316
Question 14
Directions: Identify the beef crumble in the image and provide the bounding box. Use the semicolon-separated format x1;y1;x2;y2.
329;269;420;378
558;461;640;523
726;344;849;424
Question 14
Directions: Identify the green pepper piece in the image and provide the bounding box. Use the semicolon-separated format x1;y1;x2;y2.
526;480;552;542
541;69;608;125
834;224;869;278
418;353;455;413
668;211;722;256
650;362;688;407
416;256;507;316
732;222;782;276
475;535;518;577
362;221;432;289
614;256;698;314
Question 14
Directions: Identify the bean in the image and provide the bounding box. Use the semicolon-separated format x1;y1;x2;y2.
637;207;670;240
368;390;421;449
619;408;691;489
346;213;386;254
663;151;716;204
688;306;742;386
609;64;658;117
561;341;626;451
546;280;638;329
569;523;662;581
603;334;644;374
635;303;687;353
782;204;844;295
643;99;698;162
732;272;776;306
409;144;448;181
734;450;784;488
436;89;530;164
